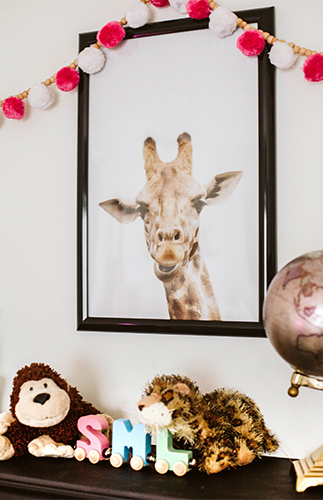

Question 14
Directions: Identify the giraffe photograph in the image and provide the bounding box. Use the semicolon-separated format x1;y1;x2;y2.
77;13;276;335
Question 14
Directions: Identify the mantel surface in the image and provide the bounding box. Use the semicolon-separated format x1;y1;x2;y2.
0;455;322;500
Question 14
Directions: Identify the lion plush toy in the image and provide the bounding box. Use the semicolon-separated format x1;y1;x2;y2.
0;362;113;460
137;374;278;474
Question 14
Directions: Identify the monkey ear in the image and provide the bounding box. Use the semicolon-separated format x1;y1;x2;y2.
204;171;242;206
173;383;191;397
99;199;140;224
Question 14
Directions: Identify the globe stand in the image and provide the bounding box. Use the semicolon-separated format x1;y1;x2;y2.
288;370;323;492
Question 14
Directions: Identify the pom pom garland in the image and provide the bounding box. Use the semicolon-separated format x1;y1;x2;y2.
2;0;323;122
126;2;151;29
28;84;55;109
168;0;187;14
78;46;106;74
3;97;25;120
209;5;237;38
268;41;298;70
97;21;126;49
236;29;266;57
186;0;210;20
302;53;323;82
150;0;169;7
56;67;80;92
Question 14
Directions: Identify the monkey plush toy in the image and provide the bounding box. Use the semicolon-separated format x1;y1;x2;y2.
0;362;113;460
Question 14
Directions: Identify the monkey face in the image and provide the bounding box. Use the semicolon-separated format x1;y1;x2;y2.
15;378;70;428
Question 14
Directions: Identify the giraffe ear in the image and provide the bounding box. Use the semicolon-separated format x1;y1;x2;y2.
99;199;140;224
204;171;242;206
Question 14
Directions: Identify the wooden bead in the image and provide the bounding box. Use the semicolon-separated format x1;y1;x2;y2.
236;18;243;26
288;42;295;48
279;39;286;44
240;21;247;29
262;32;270;40
0;101;3;108
293;45;300;54
50;76;56;84
22;91;28;98
244;24;252;30
299;47;306;56
45;79;51;86
120;17;127;26
267;35;275;44
305;49;313;57
70;63;76;69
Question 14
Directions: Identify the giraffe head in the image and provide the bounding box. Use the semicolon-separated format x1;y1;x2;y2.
99;133;242;284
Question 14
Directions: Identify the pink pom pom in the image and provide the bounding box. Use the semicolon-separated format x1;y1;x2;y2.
186;0;210;19
97;21;126;49
150;0;169;6
56;67;80;92
237;30;266;57
302;53;323;82
2;96;25;120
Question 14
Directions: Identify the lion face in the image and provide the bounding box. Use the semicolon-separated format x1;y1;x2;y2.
15;378;70;428
137;375;202;438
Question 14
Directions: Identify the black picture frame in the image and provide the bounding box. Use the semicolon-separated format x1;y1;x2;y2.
77;7;276;337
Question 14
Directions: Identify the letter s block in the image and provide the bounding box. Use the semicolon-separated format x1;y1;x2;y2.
76;414;110;461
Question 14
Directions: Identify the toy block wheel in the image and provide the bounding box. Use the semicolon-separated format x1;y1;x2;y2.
88;449;101;464
110;453;124;468
173;461;188;476
74;447;86;462
130;455;144;471
155;459;169;474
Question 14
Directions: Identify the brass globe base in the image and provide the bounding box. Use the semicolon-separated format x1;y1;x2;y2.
288;371;323;491
288;370;323;397
293;445;323;492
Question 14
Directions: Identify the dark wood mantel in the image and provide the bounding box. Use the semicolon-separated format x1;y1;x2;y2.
0;455;322;500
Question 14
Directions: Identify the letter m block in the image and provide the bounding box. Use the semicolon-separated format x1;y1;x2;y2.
112;418;151;465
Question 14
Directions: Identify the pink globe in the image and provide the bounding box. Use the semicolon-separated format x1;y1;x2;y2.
264;251;323;378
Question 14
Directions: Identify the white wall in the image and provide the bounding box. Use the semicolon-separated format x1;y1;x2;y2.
1;0;323;461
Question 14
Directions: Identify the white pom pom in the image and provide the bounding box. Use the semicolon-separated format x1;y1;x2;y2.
209;5;237;38
28;84;55;109
78;47;105;75
268;41;298;70
169;0;187;14
126;2;150;29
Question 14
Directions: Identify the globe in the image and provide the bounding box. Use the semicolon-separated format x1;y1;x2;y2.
263;250;323;378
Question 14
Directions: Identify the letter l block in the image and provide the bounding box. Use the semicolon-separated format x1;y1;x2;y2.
156;428;193;470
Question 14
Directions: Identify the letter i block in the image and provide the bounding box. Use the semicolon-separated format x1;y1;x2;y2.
110;419;151;470
155;428;193;476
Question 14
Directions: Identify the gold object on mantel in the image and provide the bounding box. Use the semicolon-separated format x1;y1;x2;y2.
293;445;323;492
288;370;323;492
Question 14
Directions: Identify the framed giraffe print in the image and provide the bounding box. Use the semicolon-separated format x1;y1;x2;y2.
77;8;276;337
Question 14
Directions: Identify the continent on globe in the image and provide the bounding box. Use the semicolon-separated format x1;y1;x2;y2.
297;334;323;366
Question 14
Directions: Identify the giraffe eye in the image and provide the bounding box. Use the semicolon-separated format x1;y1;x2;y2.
193;198;207;214
137;202;149;219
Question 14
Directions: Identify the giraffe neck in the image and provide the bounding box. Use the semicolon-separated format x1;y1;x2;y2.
163;251;221;321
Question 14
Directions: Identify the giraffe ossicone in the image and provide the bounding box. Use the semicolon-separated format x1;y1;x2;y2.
100;133;242;321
